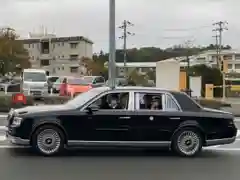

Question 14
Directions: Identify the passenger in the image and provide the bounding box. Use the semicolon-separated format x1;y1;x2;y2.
151;96;162;110
140;95;151;109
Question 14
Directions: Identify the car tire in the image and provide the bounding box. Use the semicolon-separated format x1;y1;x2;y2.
171;127;203;157
32;125;65;156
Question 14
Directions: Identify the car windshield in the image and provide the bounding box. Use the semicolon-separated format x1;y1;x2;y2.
83;77;94;83
48;77;59;83
68;78;89;85
23;72;46;82
66;87;107;108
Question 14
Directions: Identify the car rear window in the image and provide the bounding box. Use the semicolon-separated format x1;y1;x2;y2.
68;78;89;85
171;92;202;111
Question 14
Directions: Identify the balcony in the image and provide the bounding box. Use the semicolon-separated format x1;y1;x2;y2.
39;54;52;60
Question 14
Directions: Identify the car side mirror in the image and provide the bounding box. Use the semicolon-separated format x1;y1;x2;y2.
86;104;99;113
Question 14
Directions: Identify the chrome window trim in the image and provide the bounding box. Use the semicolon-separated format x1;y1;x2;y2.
164;93;181;112
132;90;182;112
80;89;132;111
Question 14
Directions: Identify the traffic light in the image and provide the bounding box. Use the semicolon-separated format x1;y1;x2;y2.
220;59;228;73
220;61;224;71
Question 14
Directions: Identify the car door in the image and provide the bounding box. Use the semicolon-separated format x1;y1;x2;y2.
132;91;181;142
83;91;133;142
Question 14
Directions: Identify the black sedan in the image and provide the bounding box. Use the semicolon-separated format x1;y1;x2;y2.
5;86;237;157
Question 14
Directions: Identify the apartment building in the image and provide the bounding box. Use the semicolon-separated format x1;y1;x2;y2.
19;33;93;76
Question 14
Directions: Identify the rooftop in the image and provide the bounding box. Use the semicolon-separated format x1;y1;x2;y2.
18;35;93;44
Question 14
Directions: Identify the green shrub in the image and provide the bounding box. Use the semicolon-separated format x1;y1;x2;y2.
0;94;34;112
196;98;231;109
43;96;71;105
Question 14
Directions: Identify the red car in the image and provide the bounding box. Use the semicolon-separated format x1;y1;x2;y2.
59;77;92;97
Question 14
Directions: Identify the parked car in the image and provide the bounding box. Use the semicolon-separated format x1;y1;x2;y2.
6;86;237;157
82;76;105;87
59;77;93;97
105;78;129;86
47;76;59;93
52;76;72;93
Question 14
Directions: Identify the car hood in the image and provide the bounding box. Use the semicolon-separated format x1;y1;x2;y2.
202;107;233;115
13;104;73;115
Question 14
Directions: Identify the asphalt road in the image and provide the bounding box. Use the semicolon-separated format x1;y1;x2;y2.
1;115;240;180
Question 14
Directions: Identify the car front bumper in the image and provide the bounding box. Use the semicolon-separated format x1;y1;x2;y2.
23;88;48;97
6;131;30;146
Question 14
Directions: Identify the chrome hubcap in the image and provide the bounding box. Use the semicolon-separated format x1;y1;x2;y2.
37;129;61;155
177;131;200;156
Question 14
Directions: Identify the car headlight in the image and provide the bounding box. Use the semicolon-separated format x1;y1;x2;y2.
44;83;48;88
9;108;14;116
12;117;23;127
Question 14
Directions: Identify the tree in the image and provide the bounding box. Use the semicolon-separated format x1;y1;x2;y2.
127;68;148;86
187;64;223;97
0;27;30;75
93;44;232;64
80;57;108;79
146;68;156;82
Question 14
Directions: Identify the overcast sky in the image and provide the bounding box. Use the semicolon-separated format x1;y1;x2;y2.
0;0;239;53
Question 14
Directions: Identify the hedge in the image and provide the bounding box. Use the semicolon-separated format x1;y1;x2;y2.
0;95;231;112
43;96;70;105
0;94;34;112
197;98;231;109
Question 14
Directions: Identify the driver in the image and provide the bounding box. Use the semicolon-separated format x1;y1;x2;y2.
109;94;122;109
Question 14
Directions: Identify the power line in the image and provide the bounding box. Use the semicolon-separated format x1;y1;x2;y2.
164;25;211;31
212;21;228;100
119;20;135;77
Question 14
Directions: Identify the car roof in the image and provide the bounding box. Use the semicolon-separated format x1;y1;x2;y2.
95;86;181;94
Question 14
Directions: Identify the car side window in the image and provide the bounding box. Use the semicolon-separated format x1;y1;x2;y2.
88;92;129;110
135;92;163;110
164;94;180;111
95;77;105;83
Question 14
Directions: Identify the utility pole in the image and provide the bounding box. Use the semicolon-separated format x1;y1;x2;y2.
184;40;193;96
212;34;220;67
108;0;116;88
213;21;228;101
119;20;134;78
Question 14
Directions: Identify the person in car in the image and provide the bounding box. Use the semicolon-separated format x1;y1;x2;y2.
151;96;162;110
140;95;152;109
109;94;122;109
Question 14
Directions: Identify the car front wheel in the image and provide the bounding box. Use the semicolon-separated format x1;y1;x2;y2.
171;127;203;157
32;125;65;156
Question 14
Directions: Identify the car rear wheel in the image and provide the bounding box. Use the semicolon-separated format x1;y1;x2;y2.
32;125;65;156
171;127;203;157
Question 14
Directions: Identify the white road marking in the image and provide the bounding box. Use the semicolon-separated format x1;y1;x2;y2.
0;136;6;141
0;126;7;131
205;148;240;151
0;115;7;118
0;145;28;149
235;118;240;122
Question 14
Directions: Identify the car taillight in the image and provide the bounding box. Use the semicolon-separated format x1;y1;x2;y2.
67;85;72;91
88;85;92;89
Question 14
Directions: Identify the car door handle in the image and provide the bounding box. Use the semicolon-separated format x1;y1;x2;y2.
170;117;180;120
119;116;131;119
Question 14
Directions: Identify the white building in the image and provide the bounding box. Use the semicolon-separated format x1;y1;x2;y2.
114;49;240;77
18;32;93;76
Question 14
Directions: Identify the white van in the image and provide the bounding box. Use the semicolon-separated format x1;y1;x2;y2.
22;69;48;98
